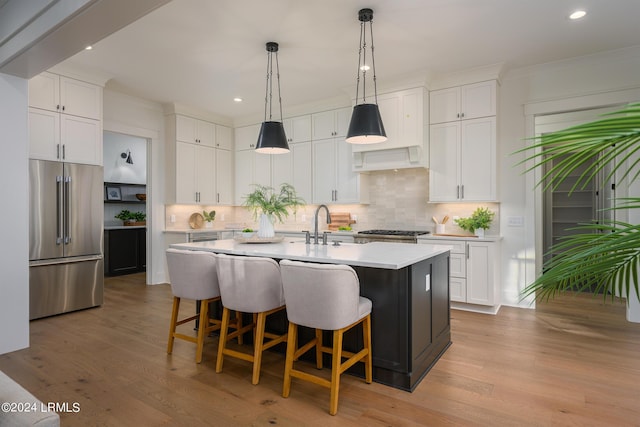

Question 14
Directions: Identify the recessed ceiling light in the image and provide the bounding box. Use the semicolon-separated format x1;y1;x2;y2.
233;97;243;102
84;45;93;50
569;10;586;20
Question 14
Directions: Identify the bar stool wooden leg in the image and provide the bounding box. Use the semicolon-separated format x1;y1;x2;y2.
315;329;323;369
282;322;297;398
167;296;180;355
252;312;267;385
329;329;344;416
363;314;373;383
195;300;209;363
216;307;231;373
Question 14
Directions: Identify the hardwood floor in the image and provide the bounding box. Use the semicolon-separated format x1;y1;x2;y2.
1;273;639;426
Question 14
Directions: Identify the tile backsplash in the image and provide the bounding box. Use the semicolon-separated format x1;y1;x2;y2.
164;168;500;235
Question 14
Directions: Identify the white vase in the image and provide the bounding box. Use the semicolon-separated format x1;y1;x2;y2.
257;213;275;238
474;228;485;238
205;221;213;229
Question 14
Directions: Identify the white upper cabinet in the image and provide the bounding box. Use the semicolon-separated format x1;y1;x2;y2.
29;72;102;120
429;80;497;202
28;72;103;165
352;87;427;153
429;80;496;124
311;107;351;140
215;148;233;204
167;114;232;205
176;115;216;147
234;150;271;205
283;115;312;143
235;124;260;151
312;138;368;204
216;125;233;150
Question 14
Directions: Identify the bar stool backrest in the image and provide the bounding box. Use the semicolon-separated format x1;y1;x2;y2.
166;248;220;300
280;259;363;330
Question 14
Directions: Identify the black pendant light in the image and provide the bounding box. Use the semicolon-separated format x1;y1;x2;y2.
255;42;290;154
346;8;387;145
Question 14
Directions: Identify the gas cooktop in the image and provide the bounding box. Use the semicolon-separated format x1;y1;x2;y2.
357;230;431;236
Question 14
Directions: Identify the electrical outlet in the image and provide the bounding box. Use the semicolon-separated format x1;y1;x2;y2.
352;214;358;221
301;214;306;222
452;216;459;221
508;216;524;227
221;213;225;221
170;214;176;223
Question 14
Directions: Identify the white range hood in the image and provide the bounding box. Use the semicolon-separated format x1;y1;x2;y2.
352;145;425;172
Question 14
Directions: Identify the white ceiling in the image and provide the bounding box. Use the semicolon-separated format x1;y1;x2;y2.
60;0;640;123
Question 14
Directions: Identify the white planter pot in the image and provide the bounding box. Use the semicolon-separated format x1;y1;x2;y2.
257;213;275;238
474;228;485;238
205;221;213;229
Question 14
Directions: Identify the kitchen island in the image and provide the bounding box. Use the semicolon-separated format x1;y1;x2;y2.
170;239;451;391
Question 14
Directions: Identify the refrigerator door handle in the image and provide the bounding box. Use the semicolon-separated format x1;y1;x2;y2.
64;175;72;244
56;175;63;245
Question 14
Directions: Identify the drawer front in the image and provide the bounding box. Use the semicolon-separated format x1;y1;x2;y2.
450;277;466;302
421;239;466;254
450;253;466;278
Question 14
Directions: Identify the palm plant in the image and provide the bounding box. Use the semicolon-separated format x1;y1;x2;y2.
517;102;640;302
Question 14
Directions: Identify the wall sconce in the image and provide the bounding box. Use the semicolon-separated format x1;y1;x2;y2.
121;149;133;164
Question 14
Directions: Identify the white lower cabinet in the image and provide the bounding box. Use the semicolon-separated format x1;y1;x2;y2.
419;237;501;314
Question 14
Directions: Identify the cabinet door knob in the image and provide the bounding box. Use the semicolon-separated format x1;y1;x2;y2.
56;104;60;110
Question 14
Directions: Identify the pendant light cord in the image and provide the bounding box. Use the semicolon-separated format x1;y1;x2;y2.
354;11;378;105
263;45;283;122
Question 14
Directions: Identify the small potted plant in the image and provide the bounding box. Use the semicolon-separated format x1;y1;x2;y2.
243;183;305;238
241;228;254;238
115;210;146;226
203;210;216;228
454;207;494;237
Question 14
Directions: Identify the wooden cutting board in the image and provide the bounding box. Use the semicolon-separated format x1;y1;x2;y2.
328;212;356;230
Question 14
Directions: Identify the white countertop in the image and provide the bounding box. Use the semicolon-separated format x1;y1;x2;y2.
418;234;502;242
105;225;146;230
164;228;235;234
170;239;450;270
163;228;356;237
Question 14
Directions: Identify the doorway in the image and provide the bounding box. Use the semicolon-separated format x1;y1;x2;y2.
103;131;150;279
535;107;619;275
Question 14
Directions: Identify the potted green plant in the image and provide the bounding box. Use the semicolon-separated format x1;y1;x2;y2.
202;210;216;228
243;183;305;238
455;207;494;237
241;228;254;238
115;210;146;226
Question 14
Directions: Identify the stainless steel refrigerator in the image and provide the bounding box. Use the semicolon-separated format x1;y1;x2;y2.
29;159;104;320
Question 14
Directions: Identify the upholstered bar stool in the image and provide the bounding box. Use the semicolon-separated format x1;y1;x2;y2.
215;253;288;385
166;248;227;363
279;259;373;416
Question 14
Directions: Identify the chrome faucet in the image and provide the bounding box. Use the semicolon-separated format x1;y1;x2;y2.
313;204;331;244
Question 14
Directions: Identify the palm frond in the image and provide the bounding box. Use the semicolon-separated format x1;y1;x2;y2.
516;102;640;303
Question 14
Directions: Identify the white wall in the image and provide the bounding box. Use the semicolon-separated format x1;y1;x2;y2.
0;73;29;354
498;46;640;308
103;131;147;184
103;88;167;285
